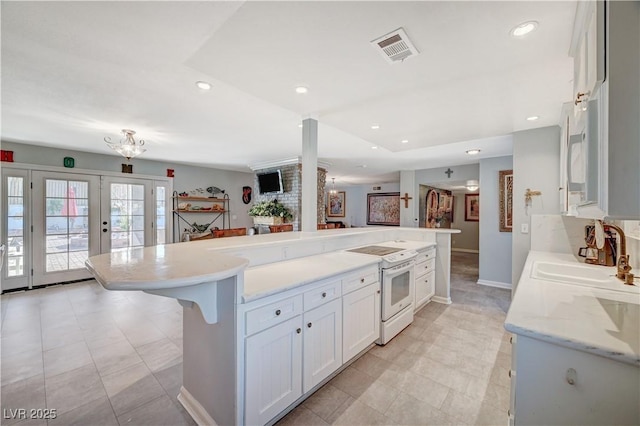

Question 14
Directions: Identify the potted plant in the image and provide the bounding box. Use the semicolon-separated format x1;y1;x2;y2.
248;199;293;225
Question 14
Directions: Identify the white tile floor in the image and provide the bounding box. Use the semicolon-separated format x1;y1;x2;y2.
1;252;511;426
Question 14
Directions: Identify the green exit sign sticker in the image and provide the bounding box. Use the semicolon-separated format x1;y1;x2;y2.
63;157;75;168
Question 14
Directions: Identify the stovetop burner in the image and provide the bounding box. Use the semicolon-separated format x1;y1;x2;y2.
346;245;405;256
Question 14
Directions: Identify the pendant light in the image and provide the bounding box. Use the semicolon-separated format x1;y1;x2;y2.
329;178;337;195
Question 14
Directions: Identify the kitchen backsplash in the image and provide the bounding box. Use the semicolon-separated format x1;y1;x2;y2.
531;215;640;270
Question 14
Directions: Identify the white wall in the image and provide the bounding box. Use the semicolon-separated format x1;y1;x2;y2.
1;141;256;230
478;156;513;287
512;126;561;289
450;190;479;251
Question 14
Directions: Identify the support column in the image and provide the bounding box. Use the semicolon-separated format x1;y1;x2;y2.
301;118;318;232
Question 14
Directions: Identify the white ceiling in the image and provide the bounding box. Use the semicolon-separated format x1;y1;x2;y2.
1;1;576;185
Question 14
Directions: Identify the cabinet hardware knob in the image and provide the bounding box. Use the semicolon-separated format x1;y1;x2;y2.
360;278;365;283
510;336;513;344
102;221;107;225
566;368;577;385
296;328;301;334
307;322;312;328
322;292;327;298
508;370;512;378
377;290;381;294
103;229;108;232
275;309;281;316
508;410;511;417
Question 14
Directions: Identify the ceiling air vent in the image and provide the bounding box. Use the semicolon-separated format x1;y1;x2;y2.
371;27;419;64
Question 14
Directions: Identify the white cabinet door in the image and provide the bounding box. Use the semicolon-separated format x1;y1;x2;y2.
415;270;435;310
303;298;342;393
245;316;303;426
514;335;639;425
342;282;380;362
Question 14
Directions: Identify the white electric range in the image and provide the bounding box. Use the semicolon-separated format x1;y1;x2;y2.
346;242;419;344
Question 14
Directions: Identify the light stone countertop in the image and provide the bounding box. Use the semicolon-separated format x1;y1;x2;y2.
505;251;640;366
243;252;380;303
86;244;249;291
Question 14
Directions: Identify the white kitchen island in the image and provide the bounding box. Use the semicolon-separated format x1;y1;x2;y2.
505;251;639;426
86;227;459;425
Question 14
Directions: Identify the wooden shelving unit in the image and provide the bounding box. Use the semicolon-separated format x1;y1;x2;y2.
172;191;230;241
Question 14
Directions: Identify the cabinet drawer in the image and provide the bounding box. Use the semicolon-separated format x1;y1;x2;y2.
415;248;436;264
246;295;303;336
415;258;435;277
342;266;379;294
303;279;341;311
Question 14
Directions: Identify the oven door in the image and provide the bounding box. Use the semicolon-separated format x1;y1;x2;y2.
381;261;414;321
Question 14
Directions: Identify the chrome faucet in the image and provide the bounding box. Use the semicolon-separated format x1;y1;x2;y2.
601;221;634;285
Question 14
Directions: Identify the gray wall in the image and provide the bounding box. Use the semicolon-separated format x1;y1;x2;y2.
451;190;479;251
512;126;561;289
414;163;480;187
1;141;256;231
478;156;513;286
342;183;401;227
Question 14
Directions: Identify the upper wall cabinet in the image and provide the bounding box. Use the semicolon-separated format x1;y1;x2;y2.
571;1;605;121
564;1;640;220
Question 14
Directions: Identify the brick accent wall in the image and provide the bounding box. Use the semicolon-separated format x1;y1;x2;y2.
253;164;326;231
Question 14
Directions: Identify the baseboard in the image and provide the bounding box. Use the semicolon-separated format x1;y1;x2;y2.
432;296;452;304
178;386;217;426
477;279;512;290
451;248;479;253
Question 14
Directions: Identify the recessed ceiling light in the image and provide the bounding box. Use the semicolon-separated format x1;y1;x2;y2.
401;139;409;144
295;86;308;94
358;164;368;168
466;149;481;155
371;124;380;130
371;146;378;150
195;81;212;90
510;21;538;37
526;115;540;121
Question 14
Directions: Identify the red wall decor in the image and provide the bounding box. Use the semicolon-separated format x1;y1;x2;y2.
1;150;14;162
167;169;175;178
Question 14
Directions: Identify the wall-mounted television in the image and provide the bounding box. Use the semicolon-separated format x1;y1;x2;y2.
257;170;284;194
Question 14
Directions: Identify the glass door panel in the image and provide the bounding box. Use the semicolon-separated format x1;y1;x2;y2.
110;183;144;251
156;185;167;244
43;180;91;272
2;168;30;291
32;172;100;286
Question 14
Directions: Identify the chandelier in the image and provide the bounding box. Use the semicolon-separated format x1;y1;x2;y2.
105;129;146;160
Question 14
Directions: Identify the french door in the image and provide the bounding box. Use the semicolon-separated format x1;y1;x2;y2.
100;176;153;253
32;171;101;285
1;168;171;291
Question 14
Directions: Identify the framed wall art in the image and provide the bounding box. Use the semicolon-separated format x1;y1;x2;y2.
465;193;479;222
367;192;400;226
499;169;513;232
327;191;346;217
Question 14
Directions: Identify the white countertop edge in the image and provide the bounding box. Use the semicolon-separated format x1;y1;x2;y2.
85;258;250;291
504;323;640;367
